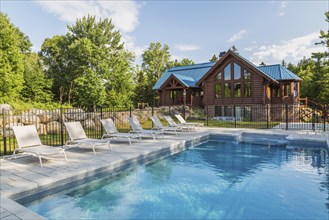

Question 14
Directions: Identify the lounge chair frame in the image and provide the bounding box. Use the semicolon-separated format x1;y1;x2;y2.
12;125;67;167
175;114;204;128
151;115;183;135
163;115;195;132
100;118;141;146
128;116;164;140
64;122;111;154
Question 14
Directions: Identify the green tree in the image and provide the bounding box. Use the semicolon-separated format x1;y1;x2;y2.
40;35;72;103
40;15;135;109
171;58;195;67
311;11;329;104
281;60;287;67
21;52;53;102
133;65;148;107
259;61;266;66
141;42;171;105
0;13;27;102
288;58;316;100
209;54;218;62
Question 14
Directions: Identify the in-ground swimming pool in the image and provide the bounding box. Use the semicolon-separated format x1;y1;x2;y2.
24;140;329;219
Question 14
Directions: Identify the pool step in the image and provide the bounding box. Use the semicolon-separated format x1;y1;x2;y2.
238;132;288;146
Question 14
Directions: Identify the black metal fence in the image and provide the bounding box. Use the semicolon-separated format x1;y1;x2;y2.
0;104;328;156
0;107;141;155
206;103;328;130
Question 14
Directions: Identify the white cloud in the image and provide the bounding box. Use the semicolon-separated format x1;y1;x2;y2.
175;44;200;51
35;0;140;33
228;30;247;43
34;0;144;63
249;32;326;64
278;1;288;16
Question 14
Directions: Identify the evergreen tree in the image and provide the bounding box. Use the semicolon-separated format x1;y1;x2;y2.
311;11;329;104
259;61;266;66
133;65;148;107
209;54;218;62
171;58;195;67
281;60;287;67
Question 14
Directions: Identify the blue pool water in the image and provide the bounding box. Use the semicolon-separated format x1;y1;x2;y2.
25;141;329;219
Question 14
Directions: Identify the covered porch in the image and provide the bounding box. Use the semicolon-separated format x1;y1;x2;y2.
158;87;203;107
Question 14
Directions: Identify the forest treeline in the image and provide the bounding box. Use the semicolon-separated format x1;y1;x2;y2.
0;12;328;110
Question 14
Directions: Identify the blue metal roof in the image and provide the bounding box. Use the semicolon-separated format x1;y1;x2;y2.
172;73;196;87
153;52;301;90
153;62;215;90
258;64;302;81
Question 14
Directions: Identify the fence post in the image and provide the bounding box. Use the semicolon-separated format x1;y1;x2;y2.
129;106;132;117
312;104;315;131
266;104;269;129
322;104;327;131
206;105;209;126
234;105;237;128
60;107;64;146
151;106;154;128
100;108;103;137
285;103;288;130
2;109;6;155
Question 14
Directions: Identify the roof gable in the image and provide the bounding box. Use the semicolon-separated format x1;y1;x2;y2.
196;50;277;85
153;62;215;90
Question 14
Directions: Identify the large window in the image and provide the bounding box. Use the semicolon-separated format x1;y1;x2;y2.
169;90;177;100
244;82;251;97
234;63;241;79
224;83;231;97
294;82;298;97
224;106;232;116
244;106;252;121
224;64;231;80
215;83;221;98
234;83;241;97
284;83;291;96
215;106;222;116
273;87;280;97
235;106;241;119
216;72;222;80
244;69;251;80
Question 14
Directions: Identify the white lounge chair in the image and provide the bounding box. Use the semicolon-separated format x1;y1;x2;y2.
163;115;195;132
12;125;67;168
64;122;111;154
175;114;204;128
128;116;164;140
151;115;183;135
100;118;141;146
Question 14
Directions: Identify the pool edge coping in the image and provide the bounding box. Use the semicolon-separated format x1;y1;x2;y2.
1;128;328;219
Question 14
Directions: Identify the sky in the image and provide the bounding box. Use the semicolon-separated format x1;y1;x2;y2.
1;0;328;66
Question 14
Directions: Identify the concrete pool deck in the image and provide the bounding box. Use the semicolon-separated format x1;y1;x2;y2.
1;128;328;220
